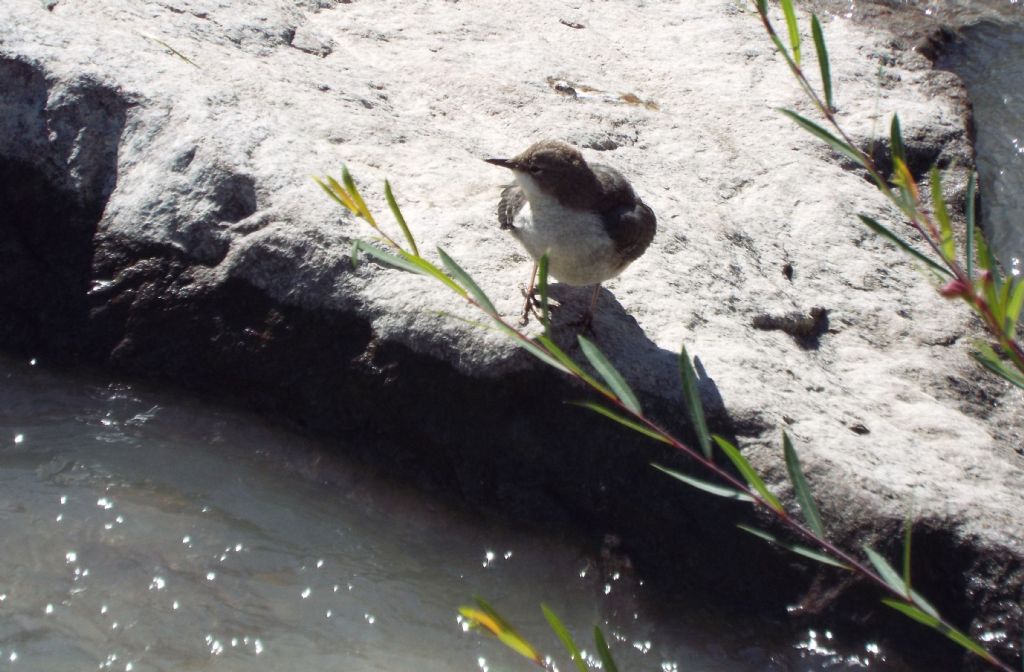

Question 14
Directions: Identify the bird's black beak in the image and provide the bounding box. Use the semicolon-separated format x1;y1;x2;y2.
484;157;517;169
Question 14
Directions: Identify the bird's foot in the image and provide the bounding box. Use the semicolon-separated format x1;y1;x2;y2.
519;287;560;327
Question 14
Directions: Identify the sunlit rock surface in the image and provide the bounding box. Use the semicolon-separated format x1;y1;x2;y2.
1;0;1022;664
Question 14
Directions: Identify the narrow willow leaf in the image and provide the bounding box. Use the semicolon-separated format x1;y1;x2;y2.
783;432;824;537
811;15;833;110
756;0;767;14
737;524;850;570
999;277;1015;328
437;246;497;314
864;546;908;597
490;322;571;374
353;241;427;275
1006;279;1024;339
712;435;784;512
395;248;469;297
971;345;1024;390
652;463;755;502
780;109;869;170
857;214;950;277
892;158;920;216
881;599;992;659
679;346;712;460
929;167;955;261
781;0;801;65
975;225;993;273
350;241;361;268
594;627;619;672
536;335;610;394
573;402;671;444
324;175;360;214
578;336;642;414
541;604;587;672
966;172;976;279
384;179;418;256
910;588;940;619
890;115;907;167
314;176;348;211
460;601;542;664
538;254;551;338
341;166;377;226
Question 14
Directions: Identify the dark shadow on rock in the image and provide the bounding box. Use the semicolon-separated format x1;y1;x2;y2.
0;58;128;362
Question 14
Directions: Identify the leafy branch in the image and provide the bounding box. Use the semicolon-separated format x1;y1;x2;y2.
315;162;1014;670
761;0;1024;388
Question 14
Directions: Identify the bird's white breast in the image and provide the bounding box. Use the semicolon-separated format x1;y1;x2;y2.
509;187;624;287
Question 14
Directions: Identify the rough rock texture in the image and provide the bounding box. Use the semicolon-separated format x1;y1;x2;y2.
2;0;1023;666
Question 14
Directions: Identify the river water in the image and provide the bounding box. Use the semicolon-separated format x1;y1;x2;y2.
0;356;898;671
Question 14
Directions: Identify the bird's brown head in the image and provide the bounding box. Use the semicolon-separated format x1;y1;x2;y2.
486;140;597;206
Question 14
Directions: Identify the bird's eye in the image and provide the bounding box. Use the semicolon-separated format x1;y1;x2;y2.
528;165;543;175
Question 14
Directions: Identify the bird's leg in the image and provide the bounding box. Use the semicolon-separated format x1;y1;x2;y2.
519;261;539;326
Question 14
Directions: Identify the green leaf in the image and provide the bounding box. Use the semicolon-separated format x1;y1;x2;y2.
779;109;869;171
881;599;992;660
578;336;642;414
737;524;850;570
679;346;712;460
536;335;610;394
341;165;377;226
572;402;671;444
1005;278;1024;339
929;167;955;261
652;463;755;502
594;627;619;672
538;254;551;338
782;432;824;538
811;14;832;110
781;0;801;65
541;604;587;672
437;246;497;315
971;344;1024;389
460;598;542;664
857;214;951;277
890;114;907;167
490;322;572;374
384;179;418;257
965;173;976;280
712;435;784;512
353;240;427;275
864;546;908;597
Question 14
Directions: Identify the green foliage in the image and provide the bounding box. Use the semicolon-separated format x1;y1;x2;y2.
542;605;588;672
783;431;824;537
679;346;713;459
315;5;1019;660
317;164;1012;670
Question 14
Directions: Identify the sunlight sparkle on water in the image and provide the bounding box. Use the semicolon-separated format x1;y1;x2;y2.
13;433;23;444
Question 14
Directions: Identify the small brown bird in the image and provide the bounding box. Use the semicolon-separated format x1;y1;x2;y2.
486;140;656;326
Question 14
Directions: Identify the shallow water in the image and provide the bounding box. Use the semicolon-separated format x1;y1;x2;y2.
0;356;897;671
940;19;1024;273
831;0;1024;270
